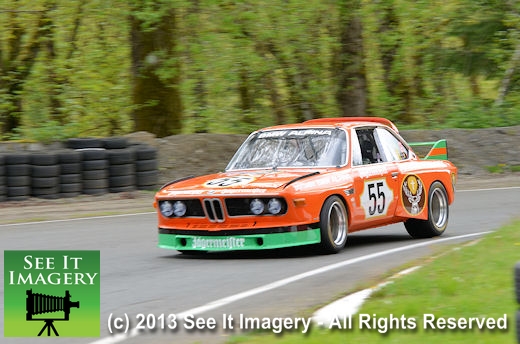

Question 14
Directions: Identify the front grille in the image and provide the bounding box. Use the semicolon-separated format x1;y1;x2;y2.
203;198;225;222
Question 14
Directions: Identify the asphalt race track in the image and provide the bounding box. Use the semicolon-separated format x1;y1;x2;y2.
1;187;519;344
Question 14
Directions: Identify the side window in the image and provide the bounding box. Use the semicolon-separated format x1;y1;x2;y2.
354;128;382;165
351;133;362;166
374;127;409;162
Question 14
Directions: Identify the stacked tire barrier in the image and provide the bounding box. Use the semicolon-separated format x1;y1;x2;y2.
5;153;31;201
0;136;158;202
0;155;6;202
133;145;158;190
30;152;60;199
58;150;82;198
107;148;136;193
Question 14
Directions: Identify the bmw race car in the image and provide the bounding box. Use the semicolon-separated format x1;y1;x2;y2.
154;117;457;254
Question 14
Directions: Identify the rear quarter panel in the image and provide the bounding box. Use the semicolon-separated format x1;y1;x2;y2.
395;159;457;220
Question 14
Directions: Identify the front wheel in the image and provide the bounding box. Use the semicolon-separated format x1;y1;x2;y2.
405;181;449;238
319;196;348;254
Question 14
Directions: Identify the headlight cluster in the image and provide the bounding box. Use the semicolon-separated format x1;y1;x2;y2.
249;198;283;215
159;200;187;217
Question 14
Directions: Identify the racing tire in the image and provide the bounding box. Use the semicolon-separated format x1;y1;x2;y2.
103;137;128;149
5;153;30;165
7;186;30;201
31;152;58;166
107;149;134;165
109;163;135;177
83;178;108;190
80;149;106;161
66;138;103;150
135;159;158;172
83;169;108;180
60;182;82;194
32;177;59;189
6;164;30;176
318;195;348;254
60;174;82;185
32;186;59;199
134;145;157;160
32;165;60;178
109;175;135;188
6;176;31;187
60;162;81;174
405;181;449;239
58;150;82;163
136;170;158;190
0;185;5;202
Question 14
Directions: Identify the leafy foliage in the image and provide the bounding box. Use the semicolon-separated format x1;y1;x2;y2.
0;0;519;141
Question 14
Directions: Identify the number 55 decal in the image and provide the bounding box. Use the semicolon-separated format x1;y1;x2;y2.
360;178;393;218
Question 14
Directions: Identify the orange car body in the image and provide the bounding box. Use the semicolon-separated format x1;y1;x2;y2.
154;117;457;253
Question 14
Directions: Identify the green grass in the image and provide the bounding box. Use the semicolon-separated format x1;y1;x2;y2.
231;220;520;344
485;164;520;173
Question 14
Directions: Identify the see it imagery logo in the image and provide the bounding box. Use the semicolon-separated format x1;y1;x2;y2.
4;250;100;337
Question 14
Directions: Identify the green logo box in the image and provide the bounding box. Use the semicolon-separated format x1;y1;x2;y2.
4;250;100;337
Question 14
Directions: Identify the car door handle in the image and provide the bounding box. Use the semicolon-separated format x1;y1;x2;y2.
391;172;399;178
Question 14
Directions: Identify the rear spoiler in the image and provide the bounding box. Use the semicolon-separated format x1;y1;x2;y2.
408;139;448;160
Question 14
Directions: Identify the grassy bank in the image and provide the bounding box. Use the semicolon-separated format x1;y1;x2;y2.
232;220;520;344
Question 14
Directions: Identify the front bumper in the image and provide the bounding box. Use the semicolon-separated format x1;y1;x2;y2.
158;227;321;251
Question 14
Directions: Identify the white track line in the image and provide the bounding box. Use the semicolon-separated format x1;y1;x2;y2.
89;231;492;344
312;266;422;326
458;185;520;192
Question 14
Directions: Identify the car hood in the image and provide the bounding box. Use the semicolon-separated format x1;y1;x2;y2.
156;170;324;197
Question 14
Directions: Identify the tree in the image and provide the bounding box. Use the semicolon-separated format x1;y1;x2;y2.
129;1;182;137
335;0;367;117
0;3;53;136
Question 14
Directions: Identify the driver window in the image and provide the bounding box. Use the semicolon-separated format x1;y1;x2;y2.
354;128;382;165
374;127;409;162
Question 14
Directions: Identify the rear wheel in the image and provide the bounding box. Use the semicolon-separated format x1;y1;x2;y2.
319;196;348;254
405;181;449;238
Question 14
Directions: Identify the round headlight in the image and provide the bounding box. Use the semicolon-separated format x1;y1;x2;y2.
159;201;174;217
267;198;282;215
250;198;265;215
173;201;187;217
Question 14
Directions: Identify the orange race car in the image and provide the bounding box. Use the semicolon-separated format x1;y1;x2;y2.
154;117;457;254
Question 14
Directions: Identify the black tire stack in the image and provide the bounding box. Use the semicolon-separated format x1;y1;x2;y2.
31;152;60;199
0;155;6;202
58;150;82;198
66;138;108;196
104;137;136;193
133;145;158;190
0;136;159;202
81;149;108;195
5;154;31;201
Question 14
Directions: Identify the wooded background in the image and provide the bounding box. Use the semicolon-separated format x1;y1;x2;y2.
1;0;520;142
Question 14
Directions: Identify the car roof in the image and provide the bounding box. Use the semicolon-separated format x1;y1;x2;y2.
259;117;399;133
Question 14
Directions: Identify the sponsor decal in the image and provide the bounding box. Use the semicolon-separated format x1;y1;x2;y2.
204;175;255;188
4;250;100;337
192;237;246;250
360;178;393;218
401;174;425;215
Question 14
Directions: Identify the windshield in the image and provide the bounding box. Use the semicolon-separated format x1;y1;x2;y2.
226;128;348;170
